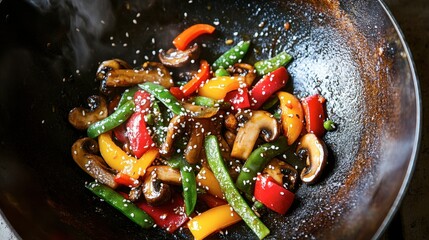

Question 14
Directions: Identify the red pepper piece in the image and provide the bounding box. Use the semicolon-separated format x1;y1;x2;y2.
224;87;251;110
114;173;140;187
173;24;216;51
126;112;154;159
137;193;189;233
254;174;294;215
199;193;228;208
182;60;211;97
133;90;151;114
301;94;326;137
170;86;185;100
249;67;288;109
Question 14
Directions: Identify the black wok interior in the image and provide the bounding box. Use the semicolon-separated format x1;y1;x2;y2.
0;0;420;239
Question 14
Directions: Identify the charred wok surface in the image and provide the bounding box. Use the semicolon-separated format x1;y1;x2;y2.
0;0;419;239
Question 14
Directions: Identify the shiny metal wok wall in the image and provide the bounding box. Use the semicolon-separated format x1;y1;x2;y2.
0;0;420;239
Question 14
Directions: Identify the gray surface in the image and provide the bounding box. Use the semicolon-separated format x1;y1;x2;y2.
0;0;427;239
381;0;429;239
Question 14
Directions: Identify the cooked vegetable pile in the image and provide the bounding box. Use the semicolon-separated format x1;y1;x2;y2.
68;23;335;240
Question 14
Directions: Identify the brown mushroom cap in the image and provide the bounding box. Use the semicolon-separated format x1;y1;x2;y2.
105;62;174;88
143;166;181;205
96;59;131;81
263;158;298;192
71;138;118;189
227;63;257;86
159;43;200;68
296;133;328;184
68;95;108;130
231;110;280;160
160;115;188;156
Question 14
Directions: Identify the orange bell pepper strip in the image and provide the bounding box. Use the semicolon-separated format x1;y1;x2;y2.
98;132;158;179
196;166;224;199
198;76;245;100
173;24;216;51
181;60;211;97
277;91;304;145
187;204;242;240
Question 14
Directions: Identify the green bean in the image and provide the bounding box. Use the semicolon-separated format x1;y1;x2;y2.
212;41;250;70
254;51;292;75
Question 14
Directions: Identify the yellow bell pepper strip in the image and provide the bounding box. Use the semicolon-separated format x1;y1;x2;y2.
187;204;242;240
198;76;244;100
196;166;224;199
173;24;216;51
205;135;270;239
277;91;304;145
98;132;158;179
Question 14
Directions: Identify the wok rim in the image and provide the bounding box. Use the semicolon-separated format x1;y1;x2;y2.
372;0;422;239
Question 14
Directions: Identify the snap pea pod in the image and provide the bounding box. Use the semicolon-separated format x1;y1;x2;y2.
87;100;135;138
167;153;197;216
151;101;168;146
117;86;139;108
254;51;293;75
86;181;154;228
236;136;289;198
138;82;186;116
212;41;250;71
205;135;270;240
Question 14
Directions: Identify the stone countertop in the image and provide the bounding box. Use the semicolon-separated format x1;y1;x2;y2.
381;0;429;239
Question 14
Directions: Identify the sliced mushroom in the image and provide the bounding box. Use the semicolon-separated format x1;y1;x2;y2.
296;133;328;184
96;59;131;81
160;115;188;155
231;110;280;160
182;102;219;118
143;166;181;205
224;113;238;133
159;43;201;67
68;95;108;130
224;130;236;148
227;63;257;86
128;184;143;202
263;158;298;192
106;62;173;88
71;138;118;189
184;119;210;164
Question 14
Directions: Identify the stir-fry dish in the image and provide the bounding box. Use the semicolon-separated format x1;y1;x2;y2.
69;23;335;239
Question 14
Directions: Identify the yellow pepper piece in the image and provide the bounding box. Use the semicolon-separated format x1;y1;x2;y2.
198;76;244;100
277;91;304;145
188;204;241;240
196;167;224;199
98;132;158;179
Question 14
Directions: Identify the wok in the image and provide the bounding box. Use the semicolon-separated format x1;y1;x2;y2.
0;0;421;239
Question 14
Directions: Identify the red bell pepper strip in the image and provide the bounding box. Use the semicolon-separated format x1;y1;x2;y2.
169;86;185;100
126;90;154;158
181;60;211;97
137;193;188;233
254;174;294;215
199;193;228;208
114;173;140;187
249;66;288;109
301;94;326;137
224;87;251;110
173;24;216;51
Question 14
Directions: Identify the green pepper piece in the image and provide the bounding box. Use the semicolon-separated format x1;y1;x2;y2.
254;51;293;75
151;101;168;146
235;136;289;198
87;100;135;138
168;153;197;216
139;82;186;116
193;96;216;107
205;135;270;240
86;182;154;228
117;86;139;108
214;68;230;77
212;41;251;71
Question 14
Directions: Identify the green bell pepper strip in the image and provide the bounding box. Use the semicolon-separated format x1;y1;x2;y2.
205;135;270;240
167;153;197;216
138;82;186;116
87;100;135;138
254;51;293;76
214;68;230;77
235;136;289;198
117;86;139;108
151;101;168;146
212;41;250;71
86;181;154;229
